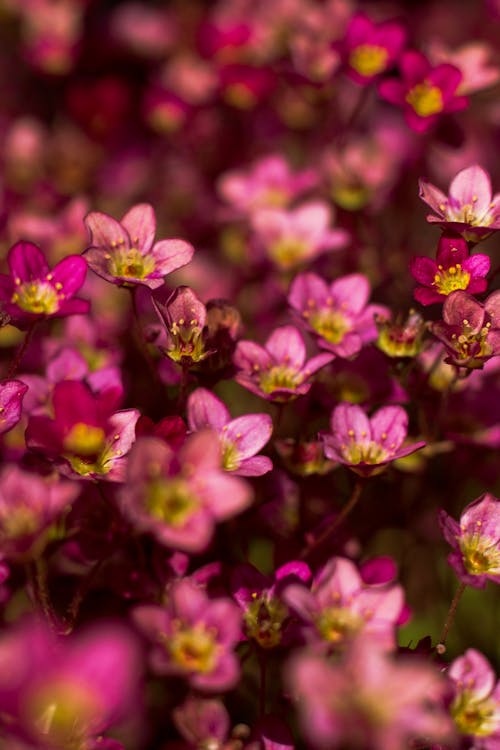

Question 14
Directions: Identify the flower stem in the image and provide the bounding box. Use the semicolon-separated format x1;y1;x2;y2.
258;651;267;718
26;558;59;632
6;321;36;379
300;477;364;560
437;581;466;651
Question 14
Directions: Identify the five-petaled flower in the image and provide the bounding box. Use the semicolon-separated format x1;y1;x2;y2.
431;290;500;369
340;12;406;84
84;203;194;288
0;241;89;327
410;233;490;305
419;165;500;242
233;325;333;402
322;402;425;477
439;492;500;588
379;50;467;132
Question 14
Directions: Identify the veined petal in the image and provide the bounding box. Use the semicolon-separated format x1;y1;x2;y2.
224;413;273;459
331;402;371;441
370;405;408;449
449;165;492;216
121;203;156;254
187;388;230;432
151;239;195;277
51;255;88;297
330;274;370;315
84;211;130;249
8;241;49;281
266;326;306;368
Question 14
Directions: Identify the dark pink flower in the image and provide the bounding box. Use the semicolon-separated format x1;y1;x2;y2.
0;241;89;327
341;12;406;84
283;556;404;649
0;465;79;560
187;387;273;476
419;165;500;242
431;290;500;369
25;380;139;481
379;50;467;133
439;492;500;588
322;403;425;477
288;272;387;358
410;233;490;305
287;638;454;749
119;433;252;553
448;648;500;748
133;578;241;691
233;325;333;403
0;380;28;435
231;560;311;649
84;203;194;289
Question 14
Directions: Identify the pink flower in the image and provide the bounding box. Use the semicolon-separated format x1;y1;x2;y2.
84;203;194;288
431;290;500;369
448;648;500;748
379;50;467;133
133;578;241;691
152;286;212;365
283;556;404;650
0;380;28;435
419;165;500;242
233;325;333;403
288;272;387;358
410;233;490;305
0;241;89;327
287;638;454;749
119;433;252;553
187;387;273;476
173;696;231;749
217;154;317;215
322;403;425;477
0;620;141;750
341;12;406;84
427;41;500;96
439;492;500;588
26;380;139;481
250;201;349;271
0;465;79;560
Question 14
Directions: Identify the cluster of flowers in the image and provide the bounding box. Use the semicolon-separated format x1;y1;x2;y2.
0;0;499;748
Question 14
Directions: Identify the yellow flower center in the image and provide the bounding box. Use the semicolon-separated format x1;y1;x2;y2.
244;594;288;649
349;44;389;77
145;478;198;526
108;247;155;279
268;238;310;270
11;281;60;315
461;533;500;575
167;624;218;673
316;606;364;643
406;80;443;117
305;307;350;345
452;694;497;736
63;423;106;457
433;264;471;295
25;680;99;750
341;438;388;465
259;365;301;395
221;440;241;472
450;321;492;365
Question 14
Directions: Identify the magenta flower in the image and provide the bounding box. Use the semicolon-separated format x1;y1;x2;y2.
419;165;500;242
187;387;273;476
410;233;490;305
288;272;387;359
119;433;252;553
341;12;406;84
152;286;212;365
231;560;311;649
217;154;317;215
431;290;500;369
250;201;349;271
0;620;141;750
173;696;231;750
439;492;500;588
322;403;425;477
133;578;241;691
287;638;454;749
0;380;28;435
448;648;500;748
0;241;89;327
379;50;467;132
0;465;79;560
283;556;404;650
233;325;333;403
84;203;194;288
25;380;140;481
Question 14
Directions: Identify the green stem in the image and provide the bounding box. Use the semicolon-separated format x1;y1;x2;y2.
26;558;59;632
6;321;37;379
